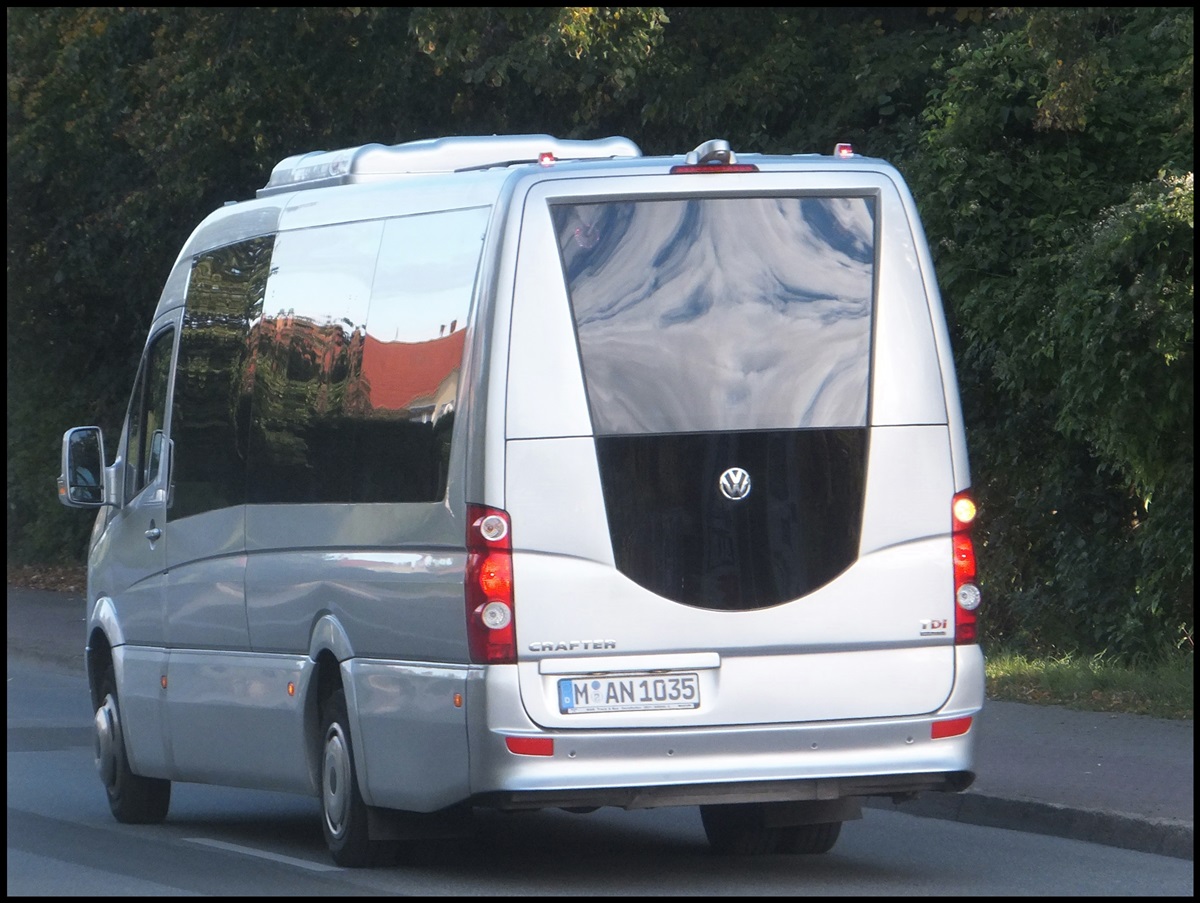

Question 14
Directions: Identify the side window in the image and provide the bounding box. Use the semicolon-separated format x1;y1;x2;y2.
245;206;488;504
245;221;381;504
170;236;272;520
123;328;174;504
356;207;488;502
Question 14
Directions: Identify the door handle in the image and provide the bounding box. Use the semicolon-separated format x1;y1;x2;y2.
145;522;162;542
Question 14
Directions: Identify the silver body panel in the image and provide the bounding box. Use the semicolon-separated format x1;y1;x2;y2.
164;649;311;791
347;660;472;810
244;544;467;662
81;140;982;819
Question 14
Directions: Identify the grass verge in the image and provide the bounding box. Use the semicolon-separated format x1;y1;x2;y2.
985;647;1193;720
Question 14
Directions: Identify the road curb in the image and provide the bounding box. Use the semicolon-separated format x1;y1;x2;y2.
866;792;1193;861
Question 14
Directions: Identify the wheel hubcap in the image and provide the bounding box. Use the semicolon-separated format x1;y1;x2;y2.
94;694;119;787
322;724;351;839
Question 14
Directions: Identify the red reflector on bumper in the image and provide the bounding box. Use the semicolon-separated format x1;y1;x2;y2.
931;716;973;739
505;736;554;756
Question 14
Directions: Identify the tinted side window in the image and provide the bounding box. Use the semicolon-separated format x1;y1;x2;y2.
244;221;380;505
245;207;488;504
123;328;174;503
170;237;272;520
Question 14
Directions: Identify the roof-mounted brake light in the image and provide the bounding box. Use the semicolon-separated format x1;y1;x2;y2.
671;138;759;174
834;143;855;158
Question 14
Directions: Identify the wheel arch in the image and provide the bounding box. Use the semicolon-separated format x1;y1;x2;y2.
305;614;359;795
85;595;125;704
86;627;114;710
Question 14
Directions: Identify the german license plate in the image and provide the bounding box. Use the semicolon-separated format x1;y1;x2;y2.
558;672;700;714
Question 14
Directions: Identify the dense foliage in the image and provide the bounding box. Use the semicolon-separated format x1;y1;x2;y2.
7;7;1192;661
905;8;1193;660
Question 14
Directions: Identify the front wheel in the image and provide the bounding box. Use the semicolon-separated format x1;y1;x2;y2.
320;688;379;867
95;667;170;824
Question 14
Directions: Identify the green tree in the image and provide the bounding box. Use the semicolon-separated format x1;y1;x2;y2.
909;7;1193;659
636;7;980;158
9;8;163;560
409;6;670;135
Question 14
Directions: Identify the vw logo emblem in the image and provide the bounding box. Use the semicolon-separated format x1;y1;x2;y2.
719;467;751;500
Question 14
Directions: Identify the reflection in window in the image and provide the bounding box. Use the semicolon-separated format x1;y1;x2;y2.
244;206;489;504
552;196;876;435
245;221;379;504
171;237;272;520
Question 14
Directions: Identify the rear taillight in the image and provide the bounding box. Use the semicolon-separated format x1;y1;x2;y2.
952;491;981;645
465;504;516;664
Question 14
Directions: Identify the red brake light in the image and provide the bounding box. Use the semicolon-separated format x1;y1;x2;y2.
669;163;760;174
466;504;517;664
952;491;981;645
477;553;512;597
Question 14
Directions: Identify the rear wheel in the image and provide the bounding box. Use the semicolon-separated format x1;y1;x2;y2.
700;803;779;855
320;688;378;867
700;803;843;855
776;821;842;854
95;667;171;824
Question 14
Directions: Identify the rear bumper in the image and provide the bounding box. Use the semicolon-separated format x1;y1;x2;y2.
474;770;974;811
349;644;984;813
468;645;985;809
470;711;979;808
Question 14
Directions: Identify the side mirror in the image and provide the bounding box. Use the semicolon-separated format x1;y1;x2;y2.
58;426;108;508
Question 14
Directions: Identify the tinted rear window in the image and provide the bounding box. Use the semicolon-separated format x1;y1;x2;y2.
551;196;876;435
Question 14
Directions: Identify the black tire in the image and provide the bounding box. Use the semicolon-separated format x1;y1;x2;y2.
95;667;171;824
320;688;378;867
776;821;842;855
700;803;780;855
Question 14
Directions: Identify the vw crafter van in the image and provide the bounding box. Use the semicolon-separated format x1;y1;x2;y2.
59;134;984;866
